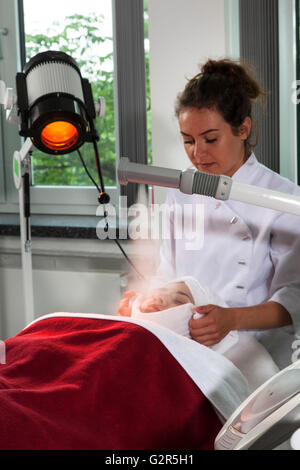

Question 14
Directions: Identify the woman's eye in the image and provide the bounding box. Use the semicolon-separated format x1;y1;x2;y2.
172;294;187;305
184;140;194;145
205;138;217;144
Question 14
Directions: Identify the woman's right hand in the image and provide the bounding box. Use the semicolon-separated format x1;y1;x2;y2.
117;290;136;316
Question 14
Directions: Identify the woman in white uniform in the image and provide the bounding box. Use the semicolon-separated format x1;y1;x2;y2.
120;59;300;370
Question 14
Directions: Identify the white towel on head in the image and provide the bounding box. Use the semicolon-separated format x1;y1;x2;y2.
158;276;239;353
131;295;238;355
131;298;194;338
169;275;228;308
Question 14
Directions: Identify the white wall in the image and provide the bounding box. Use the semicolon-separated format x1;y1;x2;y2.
0;267;121;339
0;236;125;339
0;236;160;339
148;0;227;203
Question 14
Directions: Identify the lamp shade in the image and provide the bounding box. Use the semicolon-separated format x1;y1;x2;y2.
16;51;95;154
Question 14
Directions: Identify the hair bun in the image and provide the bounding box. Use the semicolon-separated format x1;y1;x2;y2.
201;59;235;76
201;59;262;101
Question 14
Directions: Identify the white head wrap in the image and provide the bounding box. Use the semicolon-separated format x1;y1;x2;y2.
131;296;194;338
131;277;239;354
167;276;228;308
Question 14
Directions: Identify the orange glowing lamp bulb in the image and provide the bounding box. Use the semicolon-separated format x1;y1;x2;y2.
41;121;79;151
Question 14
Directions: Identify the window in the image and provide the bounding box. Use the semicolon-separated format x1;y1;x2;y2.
23;0;116;189
0;0;149;220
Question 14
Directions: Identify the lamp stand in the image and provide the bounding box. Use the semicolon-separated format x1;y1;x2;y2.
13;138;35;326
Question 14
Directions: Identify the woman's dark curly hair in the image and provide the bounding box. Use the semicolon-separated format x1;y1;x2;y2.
175;59;267;155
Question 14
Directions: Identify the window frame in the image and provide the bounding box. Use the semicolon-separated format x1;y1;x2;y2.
279;0;298;184
224;0;240;60
0;0;148;218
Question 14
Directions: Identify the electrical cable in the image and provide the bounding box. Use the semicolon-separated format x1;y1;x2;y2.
77;148;101;193
92;139;106;196
77;147;146;281
113;238;145;281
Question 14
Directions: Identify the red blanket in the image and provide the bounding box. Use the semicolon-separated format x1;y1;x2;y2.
0;316;221;450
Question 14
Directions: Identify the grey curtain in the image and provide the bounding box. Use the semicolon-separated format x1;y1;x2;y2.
239;0;279;172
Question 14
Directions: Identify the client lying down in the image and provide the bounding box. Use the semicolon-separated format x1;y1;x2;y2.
118;277;280;392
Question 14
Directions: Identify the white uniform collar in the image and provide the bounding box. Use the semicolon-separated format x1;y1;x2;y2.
231;153;258;184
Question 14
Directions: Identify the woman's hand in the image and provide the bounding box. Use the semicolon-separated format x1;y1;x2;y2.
117;291;136;316
189;304;236;346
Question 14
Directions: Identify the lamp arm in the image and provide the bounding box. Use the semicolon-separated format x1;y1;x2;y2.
229;181;300;216
118;158;300;217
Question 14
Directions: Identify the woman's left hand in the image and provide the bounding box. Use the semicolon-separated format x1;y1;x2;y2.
189;304;236;346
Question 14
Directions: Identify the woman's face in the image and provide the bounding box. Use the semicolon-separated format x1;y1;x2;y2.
139;282;193;313
178;107;251;177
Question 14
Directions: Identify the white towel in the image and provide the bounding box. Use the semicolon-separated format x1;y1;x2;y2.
169;275;228;308
131;297;238;355
131;299;194;338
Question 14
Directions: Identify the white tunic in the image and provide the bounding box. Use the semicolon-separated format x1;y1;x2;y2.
156;153;300;369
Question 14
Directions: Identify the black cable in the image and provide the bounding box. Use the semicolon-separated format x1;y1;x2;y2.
77;148;101;193
77;146;146;281
113;238;145;281
88;117;106;198
92;139;106;194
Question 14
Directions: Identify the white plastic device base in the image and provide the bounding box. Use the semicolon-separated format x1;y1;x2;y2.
214;359;300;450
